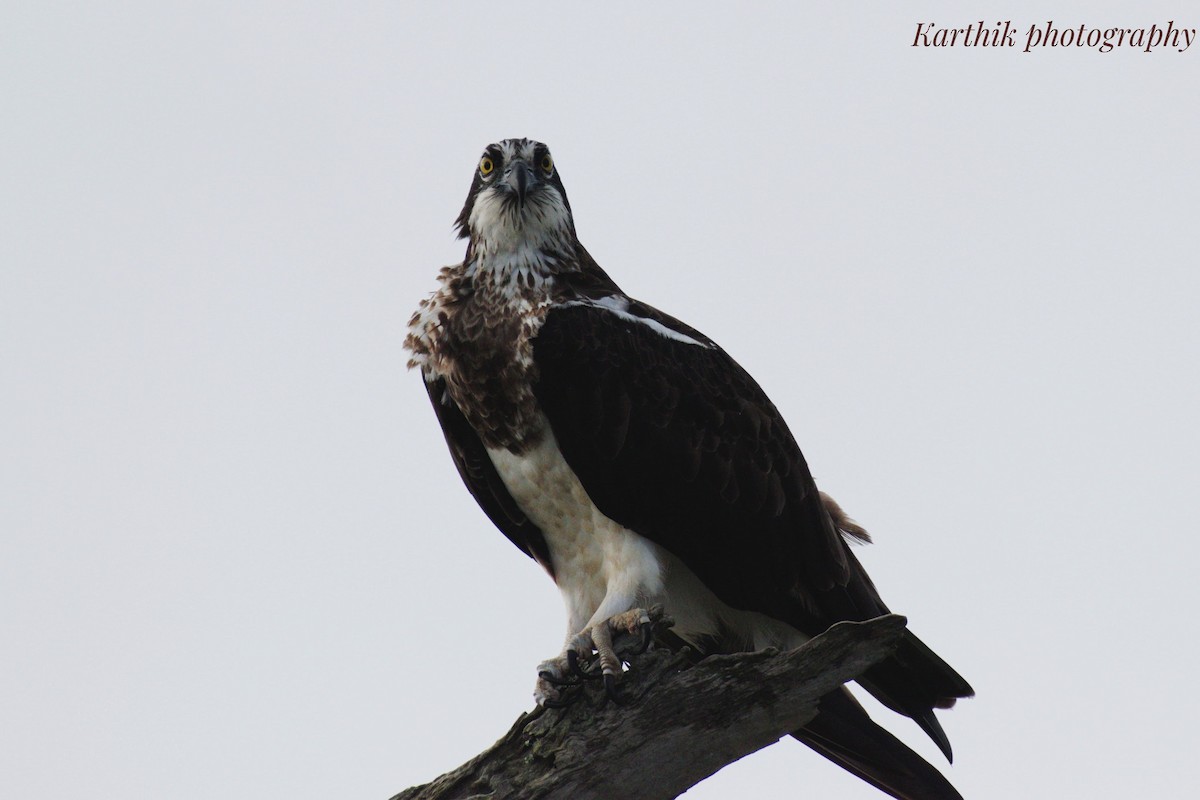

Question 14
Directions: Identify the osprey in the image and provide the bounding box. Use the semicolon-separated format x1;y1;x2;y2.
406;139;973;800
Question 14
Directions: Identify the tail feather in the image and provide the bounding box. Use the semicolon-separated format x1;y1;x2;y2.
911;708;953;764
856;630;975;761
793;689;964;800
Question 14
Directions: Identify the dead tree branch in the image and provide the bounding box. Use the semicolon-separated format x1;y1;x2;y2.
393;614;907;800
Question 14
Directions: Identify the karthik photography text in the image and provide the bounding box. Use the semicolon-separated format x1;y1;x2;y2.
912;21;1195;53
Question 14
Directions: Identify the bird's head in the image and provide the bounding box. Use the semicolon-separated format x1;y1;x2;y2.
455;139;576;261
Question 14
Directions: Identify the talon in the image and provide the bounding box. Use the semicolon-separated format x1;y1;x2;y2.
567;649;601;680
634;618;653;655
538;669;576;688
566;649;585;678
603;672;624;704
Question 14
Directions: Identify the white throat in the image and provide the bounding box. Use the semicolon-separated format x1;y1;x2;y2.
466;189;574;296
469;181;573;252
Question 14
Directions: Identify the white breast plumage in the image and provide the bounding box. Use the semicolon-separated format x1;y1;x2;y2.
485;415;810;654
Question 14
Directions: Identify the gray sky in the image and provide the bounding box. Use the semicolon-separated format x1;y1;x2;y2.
3;2;1198;798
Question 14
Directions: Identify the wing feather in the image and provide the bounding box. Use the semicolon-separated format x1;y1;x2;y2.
530;299;881;631
422;377;554;575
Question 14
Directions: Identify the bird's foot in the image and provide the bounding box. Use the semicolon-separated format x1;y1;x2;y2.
533;605;665;707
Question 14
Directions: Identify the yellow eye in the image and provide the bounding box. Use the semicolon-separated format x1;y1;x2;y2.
479;156;494;176
540;154;554;174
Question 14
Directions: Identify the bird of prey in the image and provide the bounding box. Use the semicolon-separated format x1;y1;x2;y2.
405;138;973;799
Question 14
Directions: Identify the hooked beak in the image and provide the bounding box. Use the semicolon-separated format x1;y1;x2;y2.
504;160;531;205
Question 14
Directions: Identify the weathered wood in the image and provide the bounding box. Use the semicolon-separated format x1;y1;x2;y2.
393;614;908;800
